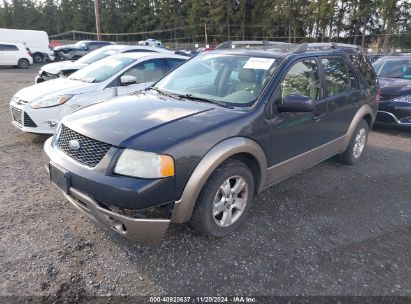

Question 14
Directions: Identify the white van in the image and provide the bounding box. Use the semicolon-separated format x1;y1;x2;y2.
0;28;50;63
0;42;33;68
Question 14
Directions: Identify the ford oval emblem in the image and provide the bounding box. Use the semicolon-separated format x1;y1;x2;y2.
69;139;81;150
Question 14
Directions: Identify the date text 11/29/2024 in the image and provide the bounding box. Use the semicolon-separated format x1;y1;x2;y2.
149;296;257;303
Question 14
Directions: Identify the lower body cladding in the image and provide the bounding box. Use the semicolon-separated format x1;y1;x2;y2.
44;138;177;242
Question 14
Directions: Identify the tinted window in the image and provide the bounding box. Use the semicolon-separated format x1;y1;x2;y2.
351;53;377;90
87;43;100;51
166;58;185;71
280;60;320;101
123;59;164;83
0;44;18;51
322;58;354;96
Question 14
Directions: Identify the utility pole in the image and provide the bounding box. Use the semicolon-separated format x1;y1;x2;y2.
94;0;101;41
204;23;208;48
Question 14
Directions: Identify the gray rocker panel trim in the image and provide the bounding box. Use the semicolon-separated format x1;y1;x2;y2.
171;137;267;223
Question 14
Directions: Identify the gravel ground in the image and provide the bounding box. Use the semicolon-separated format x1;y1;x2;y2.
0;66;410;301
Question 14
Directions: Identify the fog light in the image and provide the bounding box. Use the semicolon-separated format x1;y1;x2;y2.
45;121;57;127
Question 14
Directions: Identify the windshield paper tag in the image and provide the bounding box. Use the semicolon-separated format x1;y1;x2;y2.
243;57;275;70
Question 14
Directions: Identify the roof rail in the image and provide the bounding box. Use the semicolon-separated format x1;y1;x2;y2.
294;42;362;53
215;40;295;50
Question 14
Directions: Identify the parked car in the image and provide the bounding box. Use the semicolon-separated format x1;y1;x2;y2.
0;42;33;68
0;28;50;63
36;45;175;83
372;55;411;128
43;43;378;242
10;53;186;134
138;38;163;48
53;40;114;61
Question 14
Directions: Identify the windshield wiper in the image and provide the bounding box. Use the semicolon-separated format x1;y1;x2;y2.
178;94;230;108
148;87;183;100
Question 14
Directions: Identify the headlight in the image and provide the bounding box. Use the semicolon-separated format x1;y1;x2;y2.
31;95;73;109
114;149;175;179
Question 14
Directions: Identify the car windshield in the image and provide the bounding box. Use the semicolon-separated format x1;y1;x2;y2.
373;58;411;79
155;53;282;107
77;48;119;64
69;56;133;83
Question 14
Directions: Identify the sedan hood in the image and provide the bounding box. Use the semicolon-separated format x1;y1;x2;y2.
15;78;98;102
378;77;411;99
54;44;81;51
62;92;243;147
41;61;88;75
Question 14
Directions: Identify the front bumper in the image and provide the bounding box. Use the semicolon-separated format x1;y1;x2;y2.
44;137;176;242
375;111;411;128
10;100;71;134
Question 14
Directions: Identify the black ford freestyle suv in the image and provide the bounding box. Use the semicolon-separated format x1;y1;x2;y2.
44;43;378;242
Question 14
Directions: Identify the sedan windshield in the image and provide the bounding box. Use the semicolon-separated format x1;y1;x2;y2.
155;53;282;106
69;56;134;83
373;58;411;79
77;48;119;64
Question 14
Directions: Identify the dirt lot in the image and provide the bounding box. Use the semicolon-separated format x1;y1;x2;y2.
0;65;410;301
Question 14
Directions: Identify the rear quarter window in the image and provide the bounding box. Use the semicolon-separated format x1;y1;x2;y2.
349;53;377;92
1;44;18;51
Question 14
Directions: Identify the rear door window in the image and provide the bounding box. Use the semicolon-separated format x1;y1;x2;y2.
166;58;185;71
321;57;355;96
1;44;18;51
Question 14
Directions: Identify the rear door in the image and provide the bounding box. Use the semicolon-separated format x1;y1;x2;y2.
319;56;361;142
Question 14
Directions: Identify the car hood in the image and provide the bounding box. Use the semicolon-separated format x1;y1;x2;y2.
62;92;245;147
15;78;97;102
41;61;88;75
378;77;411;98
54;44;81;51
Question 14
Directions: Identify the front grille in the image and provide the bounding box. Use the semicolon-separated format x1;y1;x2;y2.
24;113;37;127
10;106;22;125
42;71;58;81
57;125;112;167
380;94;398;102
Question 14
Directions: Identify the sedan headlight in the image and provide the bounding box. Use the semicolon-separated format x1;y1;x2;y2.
114;149;175;179
31;94;73;109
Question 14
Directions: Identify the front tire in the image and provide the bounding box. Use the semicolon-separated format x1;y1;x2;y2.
339;119;369;165
18;59;29;69
190;159;255;237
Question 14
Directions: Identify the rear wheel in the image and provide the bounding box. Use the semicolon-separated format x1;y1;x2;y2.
339;119;369;165
18;59;29;69
190;159;255;237
33;53;43;63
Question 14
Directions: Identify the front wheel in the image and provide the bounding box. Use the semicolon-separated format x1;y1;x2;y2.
18;59;29;69
190;159;255;237
339;119;369;165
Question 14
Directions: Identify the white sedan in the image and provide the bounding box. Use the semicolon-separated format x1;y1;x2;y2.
10;52;186;134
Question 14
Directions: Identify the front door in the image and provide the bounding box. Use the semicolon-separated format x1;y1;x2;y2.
116;59;165;96
267;58;328;182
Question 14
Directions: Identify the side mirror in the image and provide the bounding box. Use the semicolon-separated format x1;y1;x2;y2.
120;75;137;86
277;95;314;112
